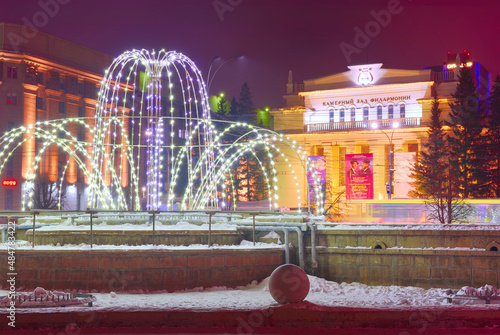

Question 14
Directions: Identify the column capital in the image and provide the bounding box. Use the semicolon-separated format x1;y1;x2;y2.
22;83;39;94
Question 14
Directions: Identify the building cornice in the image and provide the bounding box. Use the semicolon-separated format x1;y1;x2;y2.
0;51;106;83
45;88;64;99
298;81;435;97
284;126;430;137
83;98;98;106
270;106;306;115
65;93;82;103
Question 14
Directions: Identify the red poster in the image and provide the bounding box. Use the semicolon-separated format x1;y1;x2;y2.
345;153;373;200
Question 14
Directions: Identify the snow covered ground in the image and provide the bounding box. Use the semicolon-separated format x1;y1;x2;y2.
317;222;500;231
1;275;498;314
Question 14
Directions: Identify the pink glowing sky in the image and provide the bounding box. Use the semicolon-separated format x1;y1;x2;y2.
1;0;498;107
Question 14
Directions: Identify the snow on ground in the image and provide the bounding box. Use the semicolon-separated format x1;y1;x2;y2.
318;222;500;230
29;221;239;231
1;276;498;314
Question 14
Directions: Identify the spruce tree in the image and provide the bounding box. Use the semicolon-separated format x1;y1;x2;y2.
411;89;471;223
411;90;448;198
488;75;500;196
229;96;238;115
445;66;487;198
217;95;228;114
238;82;255;115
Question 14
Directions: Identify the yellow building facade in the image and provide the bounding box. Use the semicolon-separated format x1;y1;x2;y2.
270;57;489;210
0;23;112;210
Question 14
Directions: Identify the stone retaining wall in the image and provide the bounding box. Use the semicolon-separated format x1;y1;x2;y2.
0;248;283;292
307;226;500;288
313;247;499;288
26;229;245;246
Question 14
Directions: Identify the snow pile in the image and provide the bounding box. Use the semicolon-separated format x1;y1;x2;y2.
0;287;95;308
319;223;500;231
261;231;282;244
307;276;448;308
457;285;500;298
34;221;238;231
3;275;488;314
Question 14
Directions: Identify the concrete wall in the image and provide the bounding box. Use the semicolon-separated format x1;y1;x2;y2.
26;229;245;246
0;248;283;292
307;226;500;289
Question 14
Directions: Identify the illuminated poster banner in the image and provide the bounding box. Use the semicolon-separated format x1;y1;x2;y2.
307;156;326;209
345;153;373;200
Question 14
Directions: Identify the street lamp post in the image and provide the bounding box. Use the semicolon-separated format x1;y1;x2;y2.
371;122;399;200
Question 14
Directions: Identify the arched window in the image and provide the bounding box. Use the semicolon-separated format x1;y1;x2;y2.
400;104;405;118
377;105;382;119
340;107;345;122
388;104;394;119
363;106;369;121
329;108;334;123
350;107;356;121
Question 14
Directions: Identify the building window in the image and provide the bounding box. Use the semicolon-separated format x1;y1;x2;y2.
363;106;369;121
377;106;382;119
400;104;406;118
340;108;345;122
329;109;334;123
7;67;17;79
178;129;188;139
59;102;66;114
36;97;44;110
350;107;355;121
6;122;15;177
36;72;44;84
6;93;17;105
5;189;13;210
6;155;14;176
388;104;394;119
6;123;15;174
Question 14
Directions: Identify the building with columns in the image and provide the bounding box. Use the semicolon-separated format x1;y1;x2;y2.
0;23;113;210
270;51;490;210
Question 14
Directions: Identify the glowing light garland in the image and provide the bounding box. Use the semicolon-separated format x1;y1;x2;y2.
0;49;324;213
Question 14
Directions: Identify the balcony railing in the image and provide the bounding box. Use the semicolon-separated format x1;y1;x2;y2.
304;117;421;133
431;71;455;82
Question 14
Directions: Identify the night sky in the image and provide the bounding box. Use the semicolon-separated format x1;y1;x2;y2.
1;0;499;108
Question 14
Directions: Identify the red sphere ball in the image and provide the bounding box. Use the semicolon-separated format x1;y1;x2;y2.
268;264;310;304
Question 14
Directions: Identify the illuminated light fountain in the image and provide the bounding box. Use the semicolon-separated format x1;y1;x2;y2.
0;49;325;213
